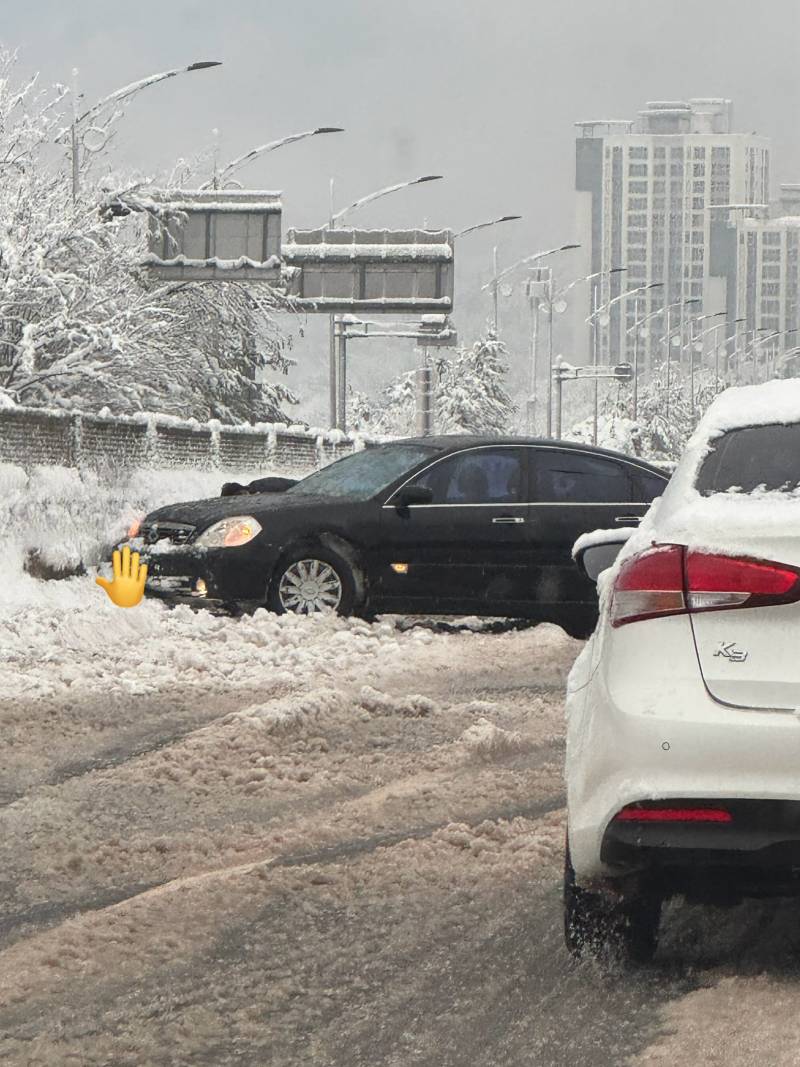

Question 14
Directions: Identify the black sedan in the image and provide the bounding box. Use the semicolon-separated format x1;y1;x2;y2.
127;435;668;637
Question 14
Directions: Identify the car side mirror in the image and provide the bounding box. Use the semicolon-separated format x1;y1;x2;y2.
394;485;434;509
573;528;636;583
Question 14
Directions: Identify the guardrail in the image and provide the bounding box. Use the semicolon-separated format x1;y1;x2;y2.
0;406;365;475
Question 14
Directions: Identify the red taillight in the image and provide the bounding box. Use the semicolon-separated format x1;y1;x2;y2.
685;553;800;612
611;545;800;627
614;805;732;823
611;544;685;626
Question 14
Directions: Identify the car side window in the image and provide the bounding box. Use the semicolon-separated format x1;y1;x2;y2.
629;466;669;503
530;449;631;503
414;449;523;504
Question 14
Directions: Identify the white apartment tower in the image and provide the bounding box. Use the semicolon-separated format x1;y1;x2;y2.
574;99;770;370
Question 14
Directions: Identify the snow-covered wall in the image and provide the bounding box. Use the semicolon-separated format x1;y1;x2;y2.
0;407;364;476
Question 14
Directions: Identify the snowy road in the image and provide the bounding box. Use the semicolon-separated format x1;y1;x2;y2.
3;578;800;1064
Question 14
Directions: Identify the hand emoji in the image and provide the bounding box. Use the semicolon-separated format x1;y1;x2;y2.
96;545;148;608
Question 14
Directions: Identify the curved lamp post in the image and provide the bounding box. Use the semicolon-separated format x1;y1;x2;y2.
59;61;222;203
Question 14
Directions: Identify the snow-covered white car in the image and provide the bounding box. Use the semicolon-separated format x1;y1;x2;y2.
565;380;800;963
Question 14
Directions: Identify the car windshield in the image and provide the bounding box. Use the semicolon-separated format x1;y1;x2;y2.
288;443;439;501
696;423;800;495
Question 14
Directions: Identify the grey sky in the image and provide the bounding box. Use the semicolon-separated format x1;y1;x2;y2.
5;0;800;419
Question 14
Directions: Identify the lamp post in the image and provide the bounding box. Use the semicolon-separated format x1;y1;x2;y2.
324;174;444;430
60;61;222;203
586;280;660;443
685;310;727;412
657;298;701;417
200;126;344;191
481;242;580;338
539;266;626;436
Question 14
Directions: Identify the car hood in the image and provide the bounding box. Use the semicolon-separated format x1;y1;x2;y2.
144;490;341;529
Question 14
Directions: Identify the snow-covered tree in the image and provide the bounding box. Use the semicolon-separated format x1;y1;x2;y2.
0;50;296;423
566;364;725;462
367;330;515;437
435;331;515;435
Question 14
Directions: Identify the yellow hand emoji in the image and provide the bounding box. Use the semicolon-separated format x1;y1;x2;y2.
96;545;148;608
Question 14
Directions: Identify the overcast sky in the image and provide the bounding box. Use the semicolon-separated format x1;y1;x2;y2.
6;0;800;419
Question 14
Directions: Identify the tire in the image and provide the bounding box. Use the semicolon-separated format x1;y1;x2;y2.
564;845;660;965
268;547;360;617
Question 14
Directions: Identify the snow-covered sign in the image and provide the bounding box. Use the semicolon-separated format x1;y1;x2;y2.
142;190;283;281
282;227;454;313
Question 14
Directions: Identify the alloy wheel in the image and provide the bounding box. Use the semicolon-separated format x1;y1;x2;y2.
278;558;343;614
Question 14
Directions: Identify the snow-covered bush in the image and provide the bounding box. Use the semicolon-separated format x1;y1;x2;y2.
567;365;725;462
0;49;296;424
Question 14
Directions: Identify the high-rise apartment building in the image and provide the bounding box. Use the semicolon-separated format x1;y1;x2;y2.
573;99;770;371
734;186;800;375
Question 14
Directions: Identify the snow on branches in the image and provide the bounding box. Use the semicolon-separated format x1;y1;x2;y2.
354;330;516;437
0;49;296;424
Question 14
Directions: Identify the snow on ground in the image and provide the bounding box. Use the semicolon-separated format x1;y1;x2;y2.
7;462;800;1063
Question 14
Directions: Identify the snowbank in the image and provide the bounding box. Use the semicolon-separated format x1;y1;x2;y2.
0;462;289;579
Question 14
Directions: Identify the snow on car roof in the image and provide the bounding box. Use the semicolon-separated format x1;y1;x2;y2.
694;379;800;439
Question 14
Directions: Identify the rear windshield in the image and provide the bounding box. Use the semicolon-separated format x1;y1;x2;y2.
289;443;439;501
696;424;800;495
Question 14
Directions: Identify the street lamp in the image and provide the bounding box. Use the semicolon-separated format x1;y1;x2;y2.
327;173;443;229
59;61;222;203
542;266;626;436
685;310;727;410
481;242;581;333
200;127;345;191
454;215;521;239
586;281;661;441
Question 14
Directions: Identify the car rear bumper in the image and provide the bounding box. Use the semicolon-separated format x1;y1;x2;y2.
566;617;800;888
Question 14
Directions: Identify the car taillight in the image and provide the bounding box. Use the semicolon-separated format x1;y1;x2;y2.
611;544;685;626
614;804;732;823
611;545;800;626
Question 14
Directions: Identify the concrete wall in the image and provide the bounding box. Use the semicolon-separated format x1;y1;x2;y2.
0;407;362;476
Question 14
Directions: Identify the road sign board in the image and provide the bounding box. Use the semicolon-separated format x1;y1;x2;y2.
282;228;454;313
142;190;283;281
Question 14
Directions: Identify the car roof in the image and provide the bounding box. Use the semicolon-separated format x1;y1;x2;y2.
388;434;669;476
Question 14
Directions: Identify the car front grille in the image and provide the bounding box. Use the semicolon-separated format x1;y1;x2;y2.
140;521;196;546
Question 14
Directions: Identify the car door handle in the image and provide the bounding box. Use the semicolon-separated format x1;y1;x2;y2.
614;515;641;525
492;516;526;524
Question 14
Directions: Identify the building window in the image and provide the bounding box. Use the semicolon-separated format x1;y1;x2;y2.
692;197;705;210
628;214;647;228
653;181;666;194
654;146;666;158
629;181;648;194
693;163;705;176
763;265;781;279
629;164;648;176
693;180;705;194
692;214;704;227
762;248;782;261
693;147;706;159
692;246;704;260
762;232;782;245
671;147;684;159
629;146;648;159
762;283;781;296
628;197;648;211
670;163;683;176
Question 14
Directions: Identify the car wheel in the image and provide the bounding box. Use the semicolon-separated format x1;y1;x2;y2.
268;549;358;617
563;845;660;965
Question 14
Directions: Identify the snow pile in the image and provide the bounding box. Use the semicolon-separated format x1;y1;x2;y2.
0;461;289;577
0;590;411;701
357;684;437;718
459;717;525;760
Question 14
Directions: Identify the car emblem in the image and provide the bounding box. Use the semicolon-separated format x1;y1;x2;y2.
714;641;748;663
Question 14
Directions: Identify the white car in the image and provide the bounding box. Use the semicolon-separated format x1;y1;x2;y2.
565;380;800;963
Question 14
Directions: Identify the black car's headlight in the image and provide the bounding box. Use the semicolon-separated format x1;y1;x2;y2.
193;516;262;549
